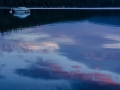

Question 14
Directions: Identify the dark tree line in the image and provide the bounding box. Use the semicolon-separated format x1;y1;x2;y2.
1;0;120;7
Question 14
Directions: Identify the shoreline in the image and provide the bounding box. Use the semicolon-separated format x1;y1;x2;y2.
1;7;120;10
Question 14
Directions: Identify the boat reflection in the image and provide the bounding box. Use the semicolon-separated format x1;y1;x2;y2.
13;12;30;18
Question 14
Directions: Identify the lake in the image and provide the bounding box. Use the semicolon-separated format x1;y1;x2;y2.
0;9;120;90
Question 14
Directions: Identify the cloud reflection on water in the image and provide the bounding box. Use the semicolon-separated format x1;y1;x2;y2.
15;55;120;85
1;21;120;89
103;34;120;49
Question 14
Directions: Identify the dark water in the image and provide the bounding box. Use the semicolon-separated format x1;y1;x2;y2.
0;9;120;90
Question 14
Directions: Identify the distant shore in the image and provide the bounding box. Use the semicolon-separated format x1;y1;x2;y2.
1;7;120;10
2;0;120;7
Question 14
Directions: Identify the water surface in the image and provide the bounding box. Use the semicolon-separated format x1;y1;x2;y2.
0;9;120;90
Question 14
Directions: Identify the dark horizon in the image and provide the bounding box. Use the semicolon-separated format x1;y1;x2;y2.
1;0;120;7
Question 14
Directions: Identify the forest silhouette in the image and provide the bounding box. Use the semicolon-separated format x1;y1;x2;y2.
1;0;120;7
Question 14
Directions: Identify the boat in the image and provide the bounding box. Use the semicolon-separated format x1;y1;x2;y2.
13;7;30;13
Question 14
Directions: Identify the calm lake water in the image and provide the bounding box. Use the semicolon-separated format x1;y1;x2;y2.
0;9;120;90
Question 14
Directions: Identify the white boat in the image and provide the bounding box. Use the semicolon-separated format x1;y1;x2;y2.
13;7;30;13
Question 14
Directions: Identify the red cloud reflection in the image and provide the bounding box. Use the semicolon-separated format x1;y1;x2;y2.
16;57;120;86
47;63;119;85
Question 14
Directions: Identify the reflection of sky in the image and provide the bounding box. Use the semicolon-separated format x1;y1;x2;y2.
16;56;120;84
89;16;120;27
0;64;5;79
103;34;120;49
1;20;120;89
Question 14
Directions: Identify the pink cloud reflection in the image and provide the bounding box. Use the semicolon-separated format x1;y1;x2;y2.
33;58;120;86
